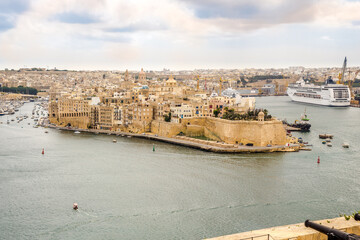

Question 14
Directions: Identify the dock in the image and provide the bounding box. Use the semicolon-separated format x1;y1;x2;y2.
284;125;302;131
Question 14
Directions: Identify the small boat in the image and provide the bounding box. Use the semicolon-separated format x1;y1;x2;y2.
319;134;333;139
45;131;48;133
325;139;331;142
113;139;117;143
342;142;349;148
127;135;132;138
74;131;80;134
327;142;332;147
322;141;326;144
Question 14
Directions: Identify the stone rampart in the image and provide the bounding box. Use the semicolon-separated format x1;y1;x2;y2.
183;117;286;146
151;120;184;137
50;116;90;129
152;117;287;147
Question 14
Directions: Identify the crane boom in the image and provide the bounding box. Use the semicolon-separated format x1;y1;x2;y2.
341;57;347;83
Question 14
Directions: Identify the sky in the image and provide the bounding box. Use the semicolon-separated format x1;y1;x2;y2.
0;0;360;70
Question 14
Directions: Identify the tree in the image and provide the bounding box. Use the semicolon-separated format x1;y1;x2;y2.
0;86;37;95
164;112;171;122
213;108;220;117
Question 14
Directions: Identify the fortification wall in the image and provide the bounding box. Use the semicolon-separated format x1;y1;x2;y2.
153;117;287;147
183;117;286;146
51;116;90;129
151;120;184;137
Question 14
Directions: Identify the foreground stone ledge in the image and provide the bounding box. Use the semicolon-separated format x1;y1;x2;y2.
206;217;360;240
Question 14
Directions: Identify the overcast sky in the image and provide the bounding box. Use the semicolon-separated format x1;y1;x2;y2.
0;0;359;70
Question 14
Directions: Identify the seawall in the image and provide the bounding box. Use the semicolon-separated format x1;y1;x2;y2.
44;124;300;153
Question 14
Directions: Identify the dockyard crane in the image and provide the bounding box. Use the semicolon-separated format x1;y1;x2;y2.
337;57;347;84
193;75;211;91
274;80;279;95
349;69;360;103
196;75;200;91
219;77;223;95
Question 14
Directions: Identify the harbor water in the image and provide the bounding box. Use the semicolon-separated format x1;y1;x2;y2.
1;96;359;239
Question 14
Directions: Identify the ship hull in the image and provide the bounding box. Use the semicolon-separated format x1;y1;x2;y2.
287;83;351;107
288;94;350;107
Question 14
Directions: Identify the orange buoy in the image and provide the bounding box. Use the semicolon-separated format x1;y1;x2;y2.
73;203;78;210
317;156;320;164
42;148;44;155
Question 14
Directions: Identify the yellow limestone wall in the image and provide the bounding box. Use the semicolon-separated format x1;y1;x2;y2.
152;117;287;147
206;217;360;240
184;117;286;146
50;116;90;129
151;120;184;137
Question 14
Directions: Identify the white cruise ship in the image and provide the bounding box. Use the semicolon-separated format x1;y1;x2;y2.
287;77;350;107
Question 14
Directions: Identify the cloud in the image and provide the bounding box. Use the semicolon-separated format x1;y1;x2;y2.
321;36;333;41
105;21;168;33
180;0;360;32
0;0;31;32
0;0;30;14
189;1;260;19
0;16;15;32
0;0;360;69
183;0;317;21
53;11;100;24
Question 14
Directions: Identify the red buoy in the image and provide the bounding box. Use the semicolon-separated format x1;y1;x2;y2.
317;156;320;164
42;148;44;155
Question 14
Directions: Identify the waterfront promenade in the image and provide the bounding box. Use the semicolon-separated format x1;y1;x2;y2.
44;124;300;153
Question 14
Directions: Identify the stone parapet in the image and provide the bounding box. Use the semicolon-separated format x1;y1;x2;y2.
206;217;360;240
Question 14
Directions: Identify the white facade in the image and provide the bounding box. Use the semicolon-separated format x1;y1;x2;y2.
170;104;194;123
287;78;350;107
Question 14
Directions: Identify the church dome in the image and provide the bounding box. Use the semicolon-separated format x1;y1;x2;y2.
222;88;239;98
